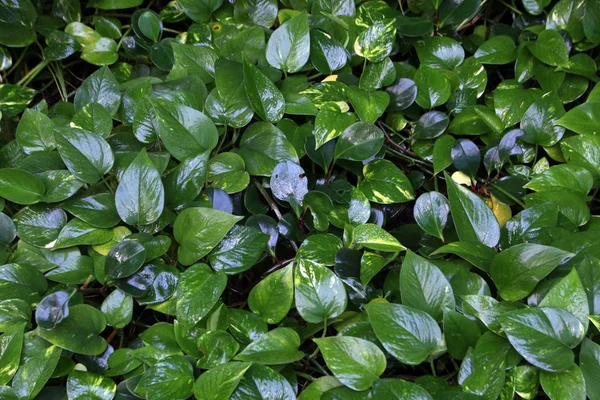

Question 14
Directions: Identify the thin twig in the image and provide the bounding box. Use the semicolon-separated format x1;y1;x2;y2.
253;179;299;251
263;258;294;276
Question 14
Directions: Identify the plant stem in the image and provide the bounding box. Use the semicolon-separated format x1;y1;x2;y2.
16;60;49;86
430;357;437;377
106;328;120;344
489;183;526;208
102;176;115;194
117;27;133;51
254;179;298;251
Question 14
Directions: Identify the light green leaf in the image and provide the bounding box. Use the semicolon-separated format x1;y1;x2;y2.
314;336;386;391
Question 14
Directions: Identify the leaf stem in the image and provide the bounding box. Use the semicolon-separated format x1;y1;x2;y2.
101;176;115;194
489;183;526;208
16;60;50;86
498;0;522;15
430;357;437;377
106;328;120;344
253;179;298;251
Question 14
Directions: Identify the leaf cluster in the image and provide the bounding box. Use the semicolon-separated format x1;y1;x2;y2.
1;0;600;399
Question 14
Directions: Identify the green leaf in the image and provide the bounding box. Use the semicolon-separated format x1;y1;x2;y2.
413;111;449;140
490;243;574;301
352;223;405;252
0;0;37;47
355;19;396;63
234;122;299;176
0;85;35;117
271;161;308;213
443;310;481;360
15;109;56;154
0;168;45;205
63;193;120;229
38;304;107;355
401;251;455;321
346;86;389;124
207;152;249;194
474;36;516;65
115;149;165;226
266;13;309;73
12;345;61;399
451;139;480;177
584;0;600;42
197;331;239;369
74;66;120;116
498;307;585;372
520;92;566;147
365;302;444;365
525;164;593;195
555;102;600;136
39;170;84;203
0;213;15;244
0;325;24;385
294;259;347;323
432;241;495;272
445;172;500;248
334;122;384;161
14;206;67;248
67;371;116;400
193;362;252;400
54;218;112;249
164;151;210;209
540;365;585;400
314;336;386;391
538;268;589;328
81;37;118;66
248;263;294;324
243;57;285;123
415;37;465;70
178;0;222;22
230;363;295;399
234;0;278;27
358;159;414;204
458;332;508;399
234;327;304;364
386;78;417;111
0;263;47;303
175;263;227;331
173;207;242;265
313;109;355;149
297;234;341;266
137;10;162;43
438;0;481;27
101;289;133;328
208;225;268;274
414;191;449;240
580;338;600;399
172;42;217;83
209;59;254;128
310;29;348;74
135;356;194;400
87;0;142;9
414;65;451;109
371;378;433;399
527;29;569;68
561;134;600;186
149;99;218;161
433;135;455;175
55;127;114;184
0;299;31;331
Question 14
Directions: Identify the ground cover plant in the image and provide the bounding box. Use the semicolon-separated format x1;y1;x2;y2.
0;0;600;398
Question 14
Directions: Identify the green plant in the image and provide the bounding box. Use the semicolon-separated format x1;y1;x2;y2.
0;0;599;398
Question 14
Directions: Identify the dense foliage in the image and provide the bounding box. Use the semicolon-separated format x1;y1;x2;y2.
1;0;600;398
